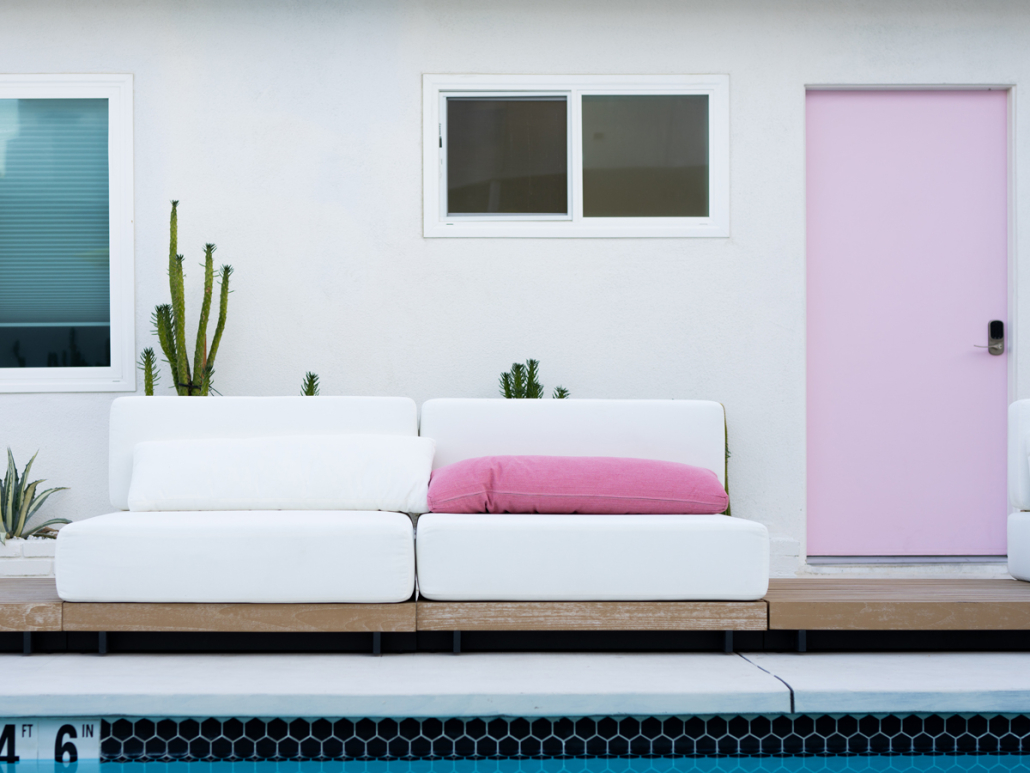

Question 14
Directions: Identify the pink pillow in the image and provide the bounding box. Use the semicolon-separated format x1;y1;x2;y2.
427;455;728;514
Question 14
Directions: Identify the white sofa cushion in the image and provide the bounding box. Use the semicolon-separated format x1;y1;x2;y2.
416;514;769;601
420;398;727;486
1009;401;1030;511
127;435;435;514
1009;512;1030;582
56;511;415;602
109;396;418;511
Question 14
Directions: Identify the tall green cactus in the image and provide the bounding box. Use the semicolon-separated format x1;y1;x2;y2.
141;201;233;396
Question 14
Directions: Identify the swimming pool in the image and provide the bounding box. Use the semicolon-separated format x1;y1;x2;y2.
7;756;1030;773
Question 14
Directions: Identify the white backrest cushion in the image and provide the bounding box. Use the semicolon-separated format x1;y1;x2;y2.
420;399;727;486
1009;400;1030;510
127;435;435;513
110;396;417;510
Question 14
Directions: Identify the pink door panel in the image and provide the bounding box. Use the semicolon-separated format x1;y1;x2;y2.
807;90;1008;556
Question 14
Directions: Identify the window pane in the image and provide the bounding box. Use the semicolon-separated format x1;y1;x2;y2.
582;95;708;217
447;98;567;215
0;98;110;367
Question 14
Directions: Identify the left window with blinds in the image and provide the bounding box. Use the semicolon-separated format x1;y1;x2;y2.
0;75;133;392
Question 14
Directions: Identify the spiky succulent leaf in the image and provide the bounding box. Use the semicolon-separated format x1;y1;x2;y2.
18;451;35;501
14;478;40;537
552;386;570;399
21;518;71;539
4;450;17;536
20;521;69;540
23;487;68;524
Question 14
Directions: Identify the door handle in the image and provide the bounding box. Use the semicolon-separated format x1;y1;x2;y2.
974;320;1005;355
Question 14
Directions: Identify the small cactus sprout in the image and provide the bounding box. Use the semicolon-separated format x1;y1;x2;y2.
499;359;569;399
300;372;320;396
138;347;160;396
143;201;233;395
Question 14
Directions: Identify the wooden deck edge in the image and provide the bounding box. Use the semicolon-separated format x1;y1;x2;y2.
415;600;769;631
0;578;63;631
6;578;1030;634
0;601;63;632
768;601;1030;631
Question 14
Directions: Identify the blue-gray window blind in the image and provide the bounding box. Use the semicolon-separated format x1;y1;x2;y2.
0;98;110;367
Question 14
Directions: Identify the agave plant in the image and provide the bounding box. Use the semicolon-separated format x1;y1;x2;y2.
0;449;69;543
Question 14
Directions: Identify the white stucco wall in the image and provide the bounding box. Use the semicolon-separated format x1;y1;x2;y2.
2;0;1028;574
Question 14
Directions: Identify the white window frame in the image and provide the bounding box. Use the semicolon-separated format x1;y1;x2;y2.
0;74;134;393
423;74;729;238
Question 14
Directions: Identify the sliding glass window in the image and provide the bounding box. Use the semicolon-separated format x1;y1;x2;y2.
424;75;728;237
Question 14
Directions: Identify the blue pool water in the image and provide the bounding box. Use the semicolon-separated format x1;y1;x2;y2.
6;757;1030;773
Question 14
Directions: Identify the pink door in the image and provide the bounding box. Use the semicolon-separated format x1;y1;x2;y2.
807;90;1009;557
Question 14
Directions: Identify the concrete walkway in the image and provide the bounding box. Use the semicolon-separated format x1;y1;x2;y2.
743;652;1030;714
1;651;1030;717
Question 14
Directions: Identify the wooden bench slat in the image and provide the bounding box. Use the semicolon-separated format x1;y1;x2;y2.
415;600;768;631
61;601;417;632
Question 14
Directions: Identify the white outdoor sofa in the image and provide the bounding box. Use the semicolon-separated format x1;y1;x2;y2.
415;398;770;602
1008;400;1030;581
55;395;769;620
55;396;420;604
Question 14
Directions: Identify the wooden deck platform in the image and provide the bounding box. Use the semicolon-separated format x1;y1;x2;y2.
765;578;1030;630
3;578;1030;636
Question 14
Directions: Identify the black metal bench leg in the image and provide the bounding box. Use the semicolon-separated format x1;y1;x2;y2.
796;630;807;653
453;631;461;655
98;631;108;656
22;632;31;656
372;632;381;656
723;631;734;653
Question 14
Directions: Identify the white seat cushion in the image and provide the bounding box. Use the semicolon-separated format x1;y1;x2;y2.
56;511;414;603
1009;512;1030;582
416;514;769;601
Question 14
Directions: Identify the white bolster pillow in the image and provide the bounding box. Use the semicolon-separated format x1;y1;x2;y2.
127;435;435;514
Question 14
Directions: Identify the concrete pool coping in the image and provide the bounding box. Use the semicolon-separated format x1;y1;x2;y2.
2;652;1030;717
